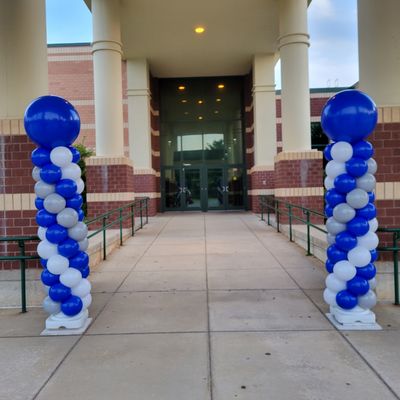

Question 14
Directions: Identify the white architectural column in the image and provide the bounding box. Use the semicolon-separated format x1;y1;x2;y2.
0;0;48;118
278;0;311;151
92;0;124;156
358;0;400;107
252;55;277;167
127;59;152;170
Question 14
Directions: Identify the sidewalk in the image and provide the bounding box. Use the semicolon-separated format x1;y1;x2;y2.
1;212;399;400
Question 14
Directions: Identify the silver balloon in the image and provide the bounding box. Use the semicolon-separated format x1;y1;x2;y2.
327;233;336;245
357;231;379;250
331;141;353;162
76;178;85;194
43;193;66;214
356;173;376;192
47;254;69;275
60;268;82;288
333;260;357;281
71;278;91;298
81;293;92;310
326;273;347;292
43;296;61;314
346;188;369;209
37;227;47;241
358;290;377;309
78;238;89;252
68;222;88;242
326;160;346;179
61;163;81;180
37;240;58;259
369;278;377;290
367;158;377;175
369;218;379;232
323;288;338;307
50;146;73;168
34;181;55;198
57;207;79;228
326;217;346;235
333;203;356;223
348;246;371;267
324;176;334;190
32;167;41;182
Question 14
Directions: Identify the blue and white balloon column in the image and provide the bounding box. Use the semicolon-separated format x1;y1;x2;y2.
321;90;380;328
25;95;92;331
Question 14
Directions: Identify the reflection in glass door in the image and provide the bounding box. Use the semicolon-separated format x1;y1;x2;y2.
183;168;202;210
227;168;244;208
207;168;224;210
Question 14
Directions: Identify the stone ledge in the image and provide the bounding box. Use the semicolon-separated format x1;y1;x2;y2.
86;156;133;167
275;149;323;162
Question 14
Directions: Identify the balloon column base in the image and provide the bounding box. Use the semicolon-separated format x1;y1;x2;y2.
41;309;92;336
326;306;381;331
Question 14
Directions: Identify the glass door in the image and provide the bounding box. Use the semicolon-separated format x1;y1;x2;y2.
206;167;224;210
226;167;245;209
183;168;202;210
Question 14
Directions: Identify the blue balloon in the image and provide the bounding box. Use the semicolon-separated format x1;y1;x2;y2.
368;192;375;203
24;95;80;149
325;189;345;208
325;205;333;218
66;194;83;210
353;141;374;160
36;209;57;227
31;148;51;167
323;143;333;161
356;203;376;220
334;173;356;194
78;209;85;221
69;146;81;163
345;158;368;178
81;265;90;278
49;283;71;302
58;238;80;258
370;249;379;263
69;251;89;269
335;231;357;251
46;224;68;244
347;217;369;236
35;197;44;210
41;269;60;286
347;276;370;296
56;179;78;198
321;90;377;143
40;163;62;184
336;290;358;310
61;295;83;316
356;263;376;280
327;245;347;263
325;259;334;273
40;258;48;268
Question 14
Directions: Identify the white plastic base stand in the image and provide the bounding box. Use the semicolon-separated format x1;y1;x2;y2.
41;309;92;336
326;305;382;330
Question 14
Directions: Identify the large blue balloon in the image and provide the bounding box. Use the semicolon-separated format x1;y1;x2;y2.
325;189;345;208
41;269;60;286
35;198;44;210
61;295;83;316
325;259;334;273
49;283;71;302
347;276;370;296
321;90;377;143
336;290;358;310
69;146;81;163
347;217;369;236
31;148;50;167
345;158;368;178
24;95;80;149
368;192;375;203
66;194;83;210
325;205;333;218
36;209;57;227
327;245;347;263
356;203;377;220
81;265;90;278
40;163;62;184
335;231;357;251
58;238;80;258
40;258;48;268
78;209;85;221
56;179;78;198
334;174;356;194
69;251;89;269
356;264;376;280
353;141;374;160
370;249;379;263
323;144;333;161
46;224;68;244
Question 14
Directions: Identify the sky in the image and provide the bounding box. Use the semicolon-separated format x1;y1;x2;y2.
45;0;359;89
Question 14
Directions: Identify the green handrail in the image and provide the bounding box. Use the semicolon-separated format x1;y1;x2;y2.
258;195;400;305
0;197;150;312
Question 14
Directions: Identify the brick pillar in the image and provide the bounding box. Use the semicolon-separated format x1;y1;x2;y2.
133;169;158;216
249;167;275;213
0;119;39;269
274;150;324;223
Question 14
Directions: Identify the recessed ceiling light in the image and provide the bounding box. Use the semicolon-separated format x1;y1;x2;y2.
181;99;187;103
216;98;221;102
195;26;205;34
214;110;219;114
198;116;203;120
178;85;185;91
198;100;203;104
217;84;225;89
184;112;189;115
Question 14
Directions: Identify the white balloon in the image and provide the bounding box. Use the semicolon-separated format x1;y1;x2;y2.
42;285;50;295
331;141;353;162
43;193;66;214
369;278;377;290
61;163;81;180
326;273;347;292
358;290;377;309
57;207;79;228
333;203;356;223
37;240;58;259
346;188;369;209
368;218;379;232
78;238;89;252
357;231;379;251
323;288;338;307
60;268;82;288
326;160;346;179
324;176;334;190
327;233;336;245
356;173;376;192
50;146;73;168
43;296;61;314
32;167;41;182
47;254;69;275
71;278;91;298
348;246;371;267
81;293;92;310
76;178;85;194
326;217;346;235
35;181;55;198
38;227;47;241
367;158;377;175
68;222;88;242
333;260;357;281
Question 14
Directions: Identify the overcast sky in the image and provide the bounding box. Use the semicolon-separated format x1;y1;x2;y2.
46;0;359;89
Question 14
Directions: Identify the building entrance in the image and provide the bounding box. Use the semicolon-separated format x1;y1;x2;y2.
160;77;247;212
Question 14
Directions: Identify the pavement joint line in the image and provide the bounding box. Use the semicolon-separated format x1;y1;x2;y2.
31;216;172;400
242;213;400;400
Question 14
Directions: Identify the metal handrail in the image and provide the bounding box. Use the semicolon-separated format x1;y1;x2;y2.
0;197;150;312
259;195;400;305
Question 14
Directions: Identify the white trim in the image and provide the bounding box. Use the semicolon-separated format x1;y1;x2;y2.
248;189;275;196
87;192;135;202
275;187;324;197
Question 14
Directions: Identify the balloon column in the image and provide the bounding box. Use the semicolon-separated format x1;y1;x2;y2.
321;90;380;328
25;95;92;331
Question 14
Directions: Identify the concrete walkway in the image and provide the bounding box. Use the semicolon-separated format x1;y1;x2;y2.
1;212;400;400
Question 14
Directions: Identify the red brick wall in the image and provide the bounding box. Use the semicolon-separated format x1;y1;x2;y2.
274;159;323;189
86;164;134;194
